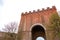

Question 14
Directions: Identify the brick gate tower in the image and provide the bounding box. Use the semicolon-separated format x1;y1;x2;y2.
18;6;58;40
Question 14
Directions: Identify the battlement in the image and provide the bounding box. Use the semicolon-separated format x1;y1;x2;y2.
21;6;56;15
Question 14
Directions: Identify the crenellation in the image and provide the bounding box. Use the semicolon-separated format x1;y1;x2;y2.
23;12;28;15
21;6;56;15
47;7;50;10
25;12;28;14
42;8;45;11
52;6;56;11
52;6;56;9
37;9;40;12
33;10;36;13
29;11;32;13
21;12;24;15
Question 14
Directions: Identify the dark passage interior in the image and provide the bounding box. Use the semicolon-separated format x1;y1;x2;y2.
31;25;46;40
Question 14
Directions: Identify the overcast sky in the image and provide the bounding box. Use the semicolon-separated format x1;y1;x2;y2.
0;0;60;30
0;0;60;40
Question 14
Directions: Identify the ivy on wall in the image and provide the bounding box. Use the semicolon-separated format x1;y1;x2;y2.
48;13;60;40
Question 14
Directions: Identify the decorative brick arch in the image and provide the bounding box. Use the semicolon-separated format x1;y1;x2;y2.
31;23;46;40
30;23;46;31
18;6;58;40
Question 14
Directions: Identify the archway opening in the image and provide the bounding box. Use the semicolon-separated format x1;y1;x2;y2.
31;25;46;40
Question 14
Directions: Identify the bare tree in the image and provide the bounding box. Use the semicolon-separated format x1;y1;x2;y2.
3;22;17;33
2;22;18;40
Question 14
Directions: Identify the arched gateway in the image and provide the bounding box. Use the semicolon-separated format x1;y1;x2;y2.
31;25;46;40
18;6;58;40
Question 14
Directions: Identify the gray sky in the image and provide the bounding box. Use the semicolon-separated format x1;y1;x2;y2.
0;0;60;31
